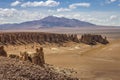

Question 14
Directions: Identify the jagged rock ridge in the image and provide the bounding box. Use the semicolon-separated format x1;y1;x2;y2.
81;34;109;45
0;32;79;45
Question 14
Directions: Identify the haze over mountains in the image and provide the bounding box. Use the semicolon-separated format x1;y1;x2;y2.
0;16;96;30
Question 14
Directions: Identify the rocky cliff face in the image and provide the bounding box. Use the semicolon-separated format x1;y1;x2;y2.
0;32;79;45
80;34;109;45
0;32;109;45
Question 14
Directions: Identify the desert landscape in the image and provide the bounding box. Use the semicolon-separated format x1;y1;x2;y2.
0;28;120;80
0;0;120;79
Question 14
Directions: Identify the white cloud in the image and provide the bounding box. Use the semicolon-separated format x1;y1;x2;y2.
57;3;90;12
0;8;17;17
110;0;116;2
118;4;120;6
69;3;91;9
110;15;118;20
11;1;21;6
0;8;46;24
106;0;117;4
57;8;71;12
48;9;55;13
21;0;60;7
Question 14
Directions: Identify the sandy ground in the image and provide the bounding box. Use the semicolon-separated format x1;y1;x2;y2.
3;36;120;80
44;40;120;79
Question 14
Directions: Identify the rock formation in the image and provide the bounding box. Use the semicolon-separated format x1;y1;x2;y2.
20;47;45;67
8;54;19;59
80;34;109;45
0;46;7;57
0;57;79;80
0;32;79;45
31;47;45;67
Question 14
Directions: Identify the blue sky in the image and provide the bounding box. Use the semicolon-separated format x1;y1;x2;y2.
0;0;120;26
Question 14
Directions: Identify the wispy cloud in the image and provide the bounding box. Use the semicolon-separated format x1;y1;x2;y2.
11;1;21;6
110;15;118;20
57;2;90;12
57;8;71;12
106;0;117;4
110;0;116;2
0;8;46;24
69;3;91;9
0;8;17;17
21;0;60;7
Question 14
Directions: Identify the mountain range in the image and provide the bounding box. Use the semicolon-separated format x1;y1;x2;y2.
0;16;96;30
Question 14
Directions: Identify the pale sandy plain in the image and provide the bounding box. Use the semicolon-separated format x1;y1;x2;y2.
3;27;120;80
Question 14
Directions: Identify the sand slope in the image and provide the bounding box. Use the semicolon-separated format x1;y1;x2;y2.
45;39;120;80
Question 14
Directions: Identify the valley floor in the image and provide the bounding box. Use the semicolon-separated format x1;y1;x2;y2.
45;39;120;80
4;38;120;80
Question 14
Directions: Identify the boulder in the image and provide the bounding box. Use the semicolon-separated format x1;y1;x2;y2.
8;54;19;59
0;46;7;57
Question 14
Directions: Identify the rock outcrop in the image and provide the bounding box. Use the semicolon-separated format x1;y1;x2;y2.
0;46;7;57
8;54;19;59
0;32;79;45
0;57;79;80
80;34;109;45
32;47;45;67
0;32;109;46
19;52;30;61
20;47;45;67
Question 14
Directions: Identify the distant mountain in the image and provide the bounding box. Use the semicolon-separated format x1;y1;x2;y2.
0;16;96;30
39;16;96;27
